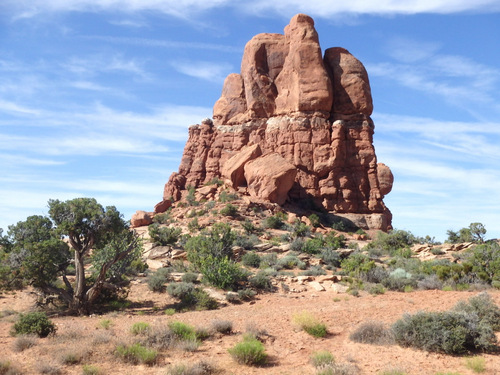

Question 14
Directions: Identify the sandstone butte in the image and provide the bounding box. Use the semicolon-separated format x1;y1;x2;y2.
135;13;394;231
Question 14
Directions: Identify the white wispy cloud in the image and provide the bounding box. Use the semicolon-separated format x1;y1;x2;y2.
63;55;150;80
3;0;500;19
170;60;233;83
367;39;500;116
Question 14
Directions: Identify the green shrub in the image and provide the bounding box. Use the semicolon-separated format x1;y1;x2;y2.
299;265;326;277
228;334;267;366
310;350;335;367
220;203;238;217
259;253;277;268
341;253;375;276
392;310;497;354
168;321;198;341
463;242;500;284
365;229;417;255
292;311;328;338
349;321;393;344
167;282;218;310
115;343;158;365
181;272;199;283
263;213;287;229
241;220;260;235
248;270;273;291
241;252;261;268
452;292;500;331
148;223;182;246
308;214;321;228
198;256;246;290
292;220;311;238
320;249;341;268
12;312;56;338
276;255;302;270
238;288;257;300
219;191;239;203
147;270;169;293
130;322;150;335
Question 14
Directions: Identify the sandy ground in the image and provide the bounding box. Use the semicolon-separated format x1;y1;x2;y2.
1;281;499;375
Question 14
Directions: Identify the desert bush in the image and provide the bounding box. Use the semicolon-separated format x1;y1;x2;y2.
228;334;267;366
59;349;85;365
82;365;101;375
220;203;238;217
259;253;278;268
234;233;260;250
167;282;218;310
219;191;239;203
241;252;261;268
290;237;305;252
147;267;171;292
292;220;311;238
148;223;182;246
0;360;22;375
365;230;417;254
316;362;358;375
140;325;175;349
417;275;443;290
166;360;218;375
349;321;393;344
238;288;257;300
12;334;37;352
211;319;233;334
320;249;341;268
308;214;321;228
465;356;486;373
262;213;287;229
392;310;497;354
115;343;158;365
12;312;56;338
35;362;61;375
299;265;327;277
462;242;500;284
341;253;375;276
310;351;335;367
276;255;303;270
181;272;199;283
364;283;386;295
130;322;151;335
452;292;500;331
168;321;198;342
199;256;247;290
293;311;328;338
241;220;260;235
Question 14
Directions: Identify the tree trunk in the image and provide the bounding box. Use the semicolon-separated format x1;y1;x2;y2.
71;250;87;314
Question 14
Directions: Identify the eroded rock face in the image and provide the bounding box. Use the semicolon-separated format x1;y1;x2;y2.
162;13;393;230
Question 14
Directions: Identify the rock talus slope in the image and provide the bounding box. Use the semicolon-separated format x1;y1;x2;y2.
161;14;393;230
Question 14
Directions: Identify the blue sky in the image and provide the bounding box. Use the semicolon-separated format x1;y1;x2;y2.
1;1;499;241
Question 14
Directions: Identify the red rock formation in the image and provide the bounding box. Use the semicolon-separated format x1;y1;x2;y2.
162;14;393;231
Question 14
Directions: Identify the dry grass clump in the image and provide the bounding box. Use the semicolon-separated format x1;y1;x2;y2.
166;360;218;375
292;311;328;338
35;361;61;375
0;360;23;375
114;342;158;366
58;348;89;365
349;321;394;345
12;334;38;352
211;319;233;334
465;356;486;373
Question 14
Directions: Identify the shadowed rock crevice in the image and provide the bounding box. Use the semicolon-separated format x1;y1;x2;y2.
161;13;393;231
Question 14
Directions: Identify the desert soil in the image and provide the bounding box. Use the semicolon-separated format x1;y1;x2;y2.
1;282;499;375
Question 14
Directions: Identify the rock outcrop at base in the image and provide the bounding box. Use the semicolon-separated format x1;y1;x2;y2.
161;14;393;231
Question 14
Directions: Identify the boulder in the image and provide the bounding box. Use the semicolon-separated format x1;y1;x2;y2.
131;210;153;228
377;163;394;197
244;153;297;205
154;199;172;214
221;144;262;188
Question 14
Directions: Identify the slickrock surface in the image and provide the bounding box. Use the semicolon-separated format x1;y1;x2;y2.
161;14;393;230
